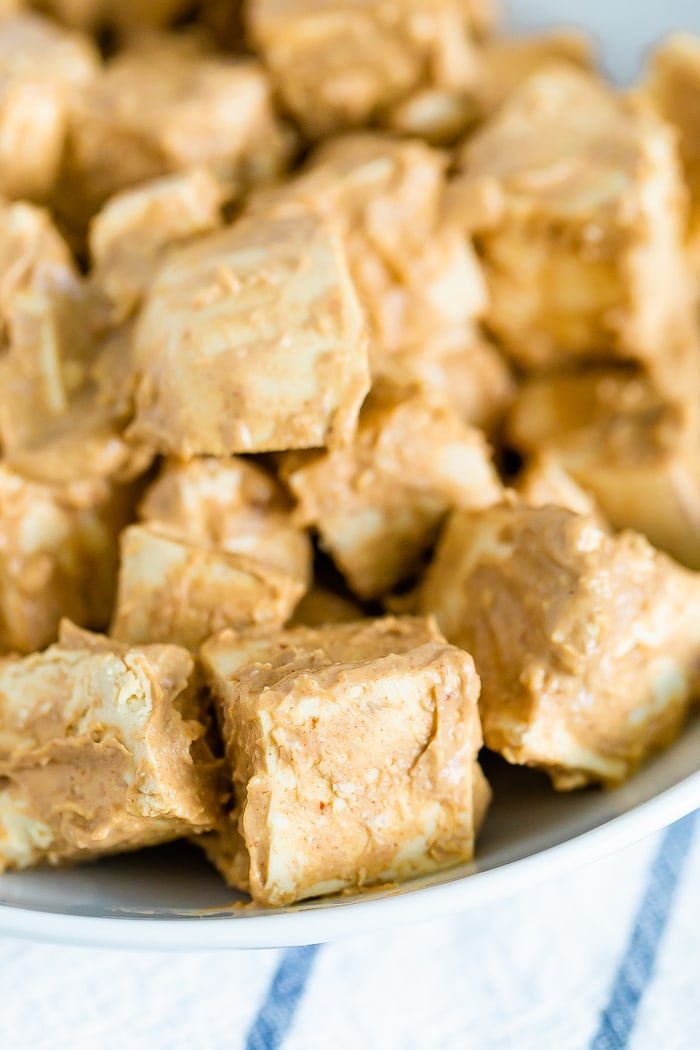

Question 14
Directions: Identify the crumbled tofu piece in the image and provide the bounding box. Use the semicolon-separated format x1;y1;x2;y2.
453;65;694;370
371;329;514;431
282;381;502;598
130;209;369;456
0;466;135;653
645;34;700;273
420;500;700;788
0;13;99;202
288;585;363;627
251;134;488;363
0;622;220;871
247;0;496;138
89;169;225;322
507;367;700;569
516;454;601;519
0;203;151;485
110;524;306;650
34;0;191;30
64;33;293;220
386;28;594;143
112;457;311;648
139;456;312;584
200;616;487;905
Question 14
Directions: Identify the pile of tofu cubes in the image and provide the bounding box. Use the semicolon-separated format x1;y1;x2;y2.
0;0;699;907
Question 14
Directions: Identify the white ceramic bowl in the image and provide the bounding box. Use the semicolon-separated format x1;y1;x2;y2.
2;728;699;949
2;0;699;949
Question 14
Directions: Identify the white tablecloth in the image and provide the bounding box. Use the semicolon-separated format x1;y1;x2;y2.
1;812;697;1050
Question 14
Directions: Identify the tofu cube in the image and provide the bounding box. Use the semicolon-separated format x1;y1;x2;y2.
139;456;312;585
0;465;135;653
507;367;700;569
420;500;700;788
112;457;312;648
0;622;220;871
130;209;369;456
247;0;496;138
453;65;694;370
0;13;99;202
111;525;305;650
89;169;225;322
200;616;488;906
0;203;151;486
0;202;93;451
252;134;488;364
64;33;293;220
282;381;502;599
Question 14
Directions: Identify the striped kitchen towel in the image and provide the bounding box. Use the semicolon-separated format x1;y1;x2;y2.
0;813;697;1050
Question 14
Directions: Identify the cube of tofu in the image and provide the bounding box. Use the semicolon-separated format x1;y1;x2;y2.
200;616;488;905
453;65;694;370
0;622;220;871
34;0;191;30
112;456;311;648
0;13;99;202
111;525;306;650
0;201;93;449
282;382;502;599
130;210;369;456
89;169;225;322
1;374;153;487
507;367;700;569
420;500;700;788
371;329;514;432
645;34;700;273
386;28;594;143
113;457;310;646
0;203;151;486
247;0;495;138
251;134;488;362
139;456;312;585
64;33;293;220
0;465;136;654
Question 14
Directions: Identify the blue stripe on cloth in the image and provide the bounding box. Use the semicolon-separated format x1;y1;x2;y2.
245;945;322;1050
590;809;698;1050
